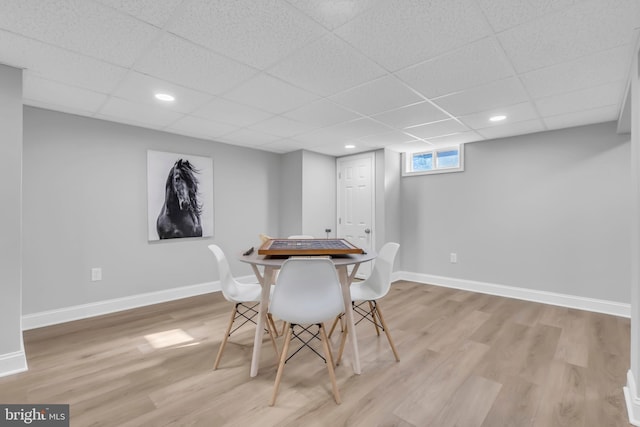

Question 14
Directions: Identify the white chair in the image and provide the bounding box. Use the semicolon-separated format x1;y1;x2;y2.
334;242;400;364
287;234;314;239
269;257;344;406
208;244;278;370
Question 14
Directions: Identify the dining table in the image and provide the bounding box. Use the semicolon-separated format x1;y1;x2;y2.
239;239;377;378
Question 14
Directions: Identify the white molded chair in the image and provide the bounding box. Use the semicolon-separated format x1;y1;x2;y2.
287;235;314;239
333;242;400;364
208;244;278;370
269;257;344;406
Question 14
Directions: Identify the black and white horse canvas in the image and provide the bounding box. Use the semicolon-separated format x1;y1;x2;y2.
147;151;213;241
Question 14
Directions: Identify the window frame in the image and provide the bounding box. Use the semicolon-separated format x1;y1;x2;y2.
401;144;465;177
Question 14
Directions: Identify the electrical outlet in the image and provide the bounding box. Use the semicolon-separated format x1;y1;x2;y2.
91;267;102;281
450;253;457;263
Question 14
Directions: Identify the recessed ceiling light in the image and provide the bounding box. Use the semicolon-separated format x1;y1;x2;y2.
345;144;356;149
489;115;506;122
154;93;175;102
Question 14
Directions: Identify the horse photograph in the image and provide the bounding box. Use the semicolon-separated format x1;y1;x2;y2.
147;151;213;241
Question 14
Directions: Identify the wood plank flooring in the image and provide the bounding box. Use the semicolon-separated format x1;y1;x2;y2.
0;281;631;426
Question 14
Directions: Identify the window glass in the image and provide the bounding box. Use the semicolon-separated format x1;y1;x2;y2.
412;152;433;171
436;150;459;169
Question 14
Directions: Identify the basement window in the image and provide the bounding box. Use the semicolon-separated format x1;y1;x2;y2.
402;145;464;176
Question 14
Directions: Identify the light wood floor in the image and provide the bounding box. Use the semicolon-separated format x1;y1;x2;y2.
0;281;631;426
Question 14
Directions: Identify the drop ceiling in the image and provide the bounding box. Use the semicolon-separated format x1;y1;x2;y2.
0;0;638;156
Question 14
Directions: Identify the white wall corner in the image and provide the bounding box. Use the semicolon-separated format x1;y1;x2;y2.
0;350;28;378
625;370;640;426
395;271;631;318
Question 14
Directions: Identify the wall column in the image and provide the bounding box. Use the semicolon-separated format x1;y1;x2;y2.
0;64;26;376
625;40;640;425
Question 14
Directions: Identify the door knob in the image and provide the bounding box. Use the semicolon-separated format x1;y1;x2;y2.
364;228;371;234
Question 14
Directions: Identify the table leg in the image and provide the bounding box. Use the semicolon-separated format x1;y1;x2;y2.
250;265;275;377
337;265;361;375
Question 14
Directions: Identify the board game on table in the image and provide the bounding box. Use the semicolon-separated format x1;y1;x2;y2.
258;238;364;256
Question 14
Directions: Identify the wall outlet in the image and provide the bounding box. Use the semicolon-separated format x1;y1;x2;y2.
450;253;458;263
91;267;102;281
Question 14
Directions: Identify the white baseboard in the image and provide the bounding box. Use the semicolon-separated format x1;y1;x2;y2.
22;271;629;332
625;370;640;426
395;271;630;318
0;350;28;378
21;278;237;330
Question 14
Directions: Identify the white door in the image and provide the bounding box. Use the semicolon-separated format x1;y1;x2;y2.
337;152;375;278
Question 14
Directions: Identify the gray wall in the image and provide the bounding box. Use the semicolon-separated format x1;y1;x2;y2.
22;107;281;314
279;150;336;238
278;150;303;238
383;148;402;249
302;150;336;238
400;122;631;303
0;65;23;357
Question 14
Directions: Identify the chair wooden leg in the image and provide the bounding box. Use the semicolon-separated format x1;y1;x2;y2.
319;324;341;404
328;315;340;338
368;300;381;336
265;317;279;365
214;303;238;370
336;324;348;366
374;301;400;362
267;314;279;338
270;323;292;406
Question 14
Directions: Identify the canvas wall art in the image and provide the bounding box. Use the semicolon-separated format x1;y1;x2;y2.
147;150;214;241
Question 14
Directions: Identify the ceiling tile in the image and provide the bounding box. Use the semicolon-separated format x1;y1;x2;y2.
520;46;632;99
191;97;273;127
247;116;318;138
282;99;361;127
221;128;280;146
167;0;328;69
258;138;308;153
329;76;424;116
23;74;108;114
534;81;624;117
477;119;545;140
396;37;514;99
356;130;418;148
293;117;391;145
0;0;160;67
134;34;259;96
476;0;582;32
426;131;484;146
99;97;183;128
543;105;619;130
405;119;470;139
386;140;434;153
94;0;184;27
372;101;449;129
432;77;529;117
304;141;373;156
0;30;128;94
113;72;213;114
223;73;319;114
458;102;539;130
267;33;386;97
166;115;237;140
498;0;640;73
285;0;382;30
324;117;394;140
335;0;491;71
